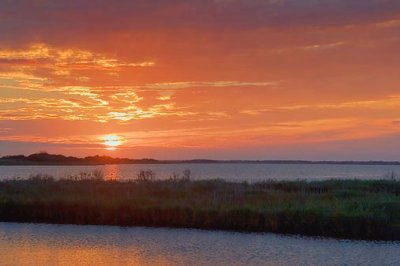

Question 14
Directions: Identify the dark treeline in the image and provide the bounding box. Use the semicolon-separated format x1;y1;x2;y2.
0;174;400;240
1;152;400;166
0;152;158;165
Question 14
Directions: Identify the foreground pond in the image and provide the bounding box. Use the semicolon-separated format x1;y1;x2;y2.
0;223;399;265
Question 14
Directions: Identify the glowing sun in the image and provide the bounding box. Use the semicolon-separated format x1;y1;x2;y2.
103;135;123;150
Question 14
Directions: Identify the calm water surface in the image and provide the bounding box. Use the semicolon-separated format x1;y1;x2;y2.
1;163;400;181
0;222;399;266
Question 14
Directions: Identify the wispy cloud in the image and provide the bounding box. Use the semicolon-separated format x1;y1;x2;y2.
0;43;154;70
144;81;276;90
240;95;400;115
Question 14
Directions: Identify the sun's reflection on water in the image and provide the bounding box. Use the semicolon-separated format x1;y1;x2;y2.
103;165;121;181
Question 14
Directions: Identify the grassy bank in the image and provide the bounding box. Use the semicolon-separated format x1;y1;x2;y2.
0;174;400;240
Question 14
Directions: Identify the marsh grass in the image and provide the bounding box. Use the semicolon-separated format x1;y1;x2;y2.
0;173;399;240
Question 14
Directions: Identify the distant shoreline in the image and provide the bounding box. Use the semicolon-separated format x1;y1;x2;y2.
1;152;400;166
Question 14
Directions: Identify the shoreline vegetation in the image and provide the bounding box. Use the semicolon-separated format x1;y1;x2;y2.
1;152;400;166
0;171;400;241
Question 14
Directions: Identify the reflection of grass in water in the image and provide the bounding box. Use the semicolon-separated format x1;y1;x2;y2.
1;172;400;240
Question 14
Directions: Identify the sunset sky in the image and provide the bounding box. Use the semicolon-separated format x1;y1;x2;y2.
1;0;400;160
